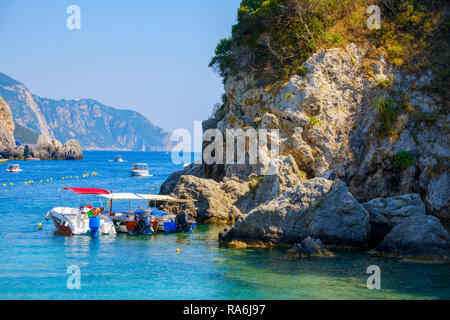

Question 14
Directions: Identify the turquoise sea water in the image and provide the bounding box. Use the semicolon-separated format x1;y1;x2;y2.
0;151;449;300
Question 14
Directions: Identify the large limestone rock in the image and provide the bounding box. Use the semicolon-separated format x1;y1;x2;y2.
36;134;83;160
163;175;243;223
220;178;370;248
62;139;83;160
36;134;64;160
161;155;304;223
374;215;450;261
362;194;427;247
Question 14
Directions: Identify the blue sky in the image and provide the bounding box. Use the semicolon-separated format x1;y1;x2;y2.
0;0;240;132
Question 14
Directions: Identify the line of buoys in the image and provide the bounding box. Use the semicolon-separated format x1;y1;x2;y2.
1;172;98;188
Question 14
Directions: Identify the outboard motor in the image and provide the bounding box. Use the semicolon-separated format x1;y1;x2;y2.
89;216;101;238
137;210;153;235
176;212;192;233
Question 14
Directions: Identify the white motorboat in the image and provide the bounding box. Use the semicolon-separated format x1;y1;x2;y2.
114;155;125;162
129;163;150;177
6;164;22;172
45;187;116;237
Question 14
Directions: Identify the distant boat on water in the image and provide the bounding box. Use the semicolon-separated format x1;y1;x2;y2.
114;155;125;162
130;163;150;177
6;164;22;172
25;156;40;161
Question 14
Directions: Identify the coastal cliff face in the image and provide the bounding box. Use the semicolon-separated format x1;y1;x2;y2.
0;95;15;149
0;72;171;151
160;43;449;261
0;93;82;160
218;44;448;219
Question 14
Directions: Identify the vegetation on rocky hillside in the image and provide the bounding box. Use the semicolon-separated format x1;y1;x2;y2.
210;0;449;92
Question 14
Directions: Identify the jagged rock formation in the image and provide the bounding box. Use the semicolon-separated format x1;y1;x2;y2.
159;44;449;261
0;72;171;151
30;134;83;160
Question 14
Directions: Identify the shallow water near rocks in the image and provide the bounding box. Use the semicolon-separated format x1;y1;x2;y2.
0;151;449;300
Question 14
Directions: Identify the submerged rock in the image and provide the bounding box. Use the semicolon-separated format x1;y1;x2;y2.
286;237;334;258
374;215;450;262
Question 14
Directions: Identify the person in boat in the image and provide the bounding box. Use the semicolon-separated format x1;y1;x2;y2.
134;164;138;170
175;212;192;232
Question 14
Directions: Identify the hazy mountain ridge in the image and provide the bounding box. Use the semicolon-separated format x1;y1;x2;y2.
0;72;172;151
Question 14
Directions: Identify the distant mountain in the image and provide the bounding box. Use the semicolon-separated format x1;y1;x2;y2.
0;72;172;151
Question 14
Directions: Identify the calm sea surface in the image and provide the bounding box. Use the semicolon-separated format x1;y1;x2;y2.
0;151;448;300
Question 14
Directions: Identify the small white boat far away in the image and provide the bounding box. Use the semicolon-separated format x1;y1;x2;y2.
129;163;150;177
6;164;22;172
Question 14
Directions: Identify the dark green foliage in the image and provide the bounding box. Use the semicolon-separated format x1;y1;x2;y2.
295;66;308;77
13;123;38;144
393;151;415;169
209;0;448;92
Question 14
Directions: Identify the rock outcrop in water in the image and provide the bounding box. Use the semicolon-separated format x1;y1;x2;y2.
160;43;449;261
219;178;370;248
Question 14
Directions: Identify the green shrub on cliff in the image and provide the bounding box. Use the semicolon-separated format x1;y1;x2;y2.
210;0;449;91
373;97;399;136
393;151;415;169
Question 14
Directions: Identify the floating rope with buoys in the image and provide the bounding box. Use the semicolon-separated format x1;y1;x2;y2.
1;172;98;188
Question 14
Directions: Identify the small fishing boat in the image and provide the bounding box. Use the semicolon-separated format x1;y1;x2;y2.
101;193;195;234
25;156;40;161
101;193;159;235
6;164;22;172
137;194;196;233
45;187;116;237
0;155;7;163
129;163;150;177
114;155;125;162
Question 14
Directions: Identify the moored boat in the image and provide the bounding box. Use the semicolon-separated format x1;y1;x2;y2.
101;193;159;235
45;187;117;237
101;193;195;234
137;194;196;233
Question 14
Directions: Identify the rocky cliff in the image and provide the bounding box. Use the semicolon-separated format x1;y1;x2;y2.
159;43;449;261
0;95;15;150
0;94;82;160
0;72;171;151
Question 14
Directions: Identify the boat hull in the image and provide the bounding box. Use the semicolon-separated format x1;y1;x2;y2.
130;170;150;177
46;207;117;236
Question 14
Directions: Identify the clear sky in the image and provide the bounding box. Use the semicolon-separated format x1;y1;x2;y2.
0;0;240;132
